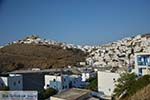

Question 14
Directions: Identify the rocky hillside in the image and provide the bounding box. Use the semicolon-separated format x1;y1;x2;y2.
0;35;87;73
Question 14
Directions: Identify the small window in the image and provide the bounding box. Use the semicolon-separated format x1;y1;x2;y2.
18;80;21;84
13;82;16;86
1;83;4;86
53;79;56;82
47;84;49;87
65;86;67;88
113;78;115;81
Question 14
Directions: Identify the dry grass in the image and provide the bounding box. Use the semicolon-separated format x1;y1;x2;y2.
128;84;150;100
0;44;87;73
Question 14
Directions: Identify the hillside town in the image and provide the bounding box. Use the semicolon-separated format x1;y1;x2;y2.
0;0;149;99
86;34;150;69
0;34;150;100
10;34;150;70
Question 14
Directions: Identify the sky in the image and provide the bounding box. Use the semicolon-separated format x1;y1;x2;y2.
0;0;150;46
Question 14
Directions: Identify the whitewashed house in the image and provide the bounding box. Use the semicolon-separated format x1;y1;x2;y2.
79;62;86;66
98;71;120;96
44;74;70;92
44;74;84;92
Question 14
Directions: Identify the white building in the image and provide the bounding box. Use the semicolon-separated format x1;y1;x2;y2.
44;74;84;92
98;71;120;96
44;74;70;92
79;62;86;66
134;53;150;76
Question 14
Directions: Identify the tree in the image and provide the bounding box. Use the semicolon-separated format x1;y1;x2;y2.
114;73;150;99
85;76;97;91
113;73;136;98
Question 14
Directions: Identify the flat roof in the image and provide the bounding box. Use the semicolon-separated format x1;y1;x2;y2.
52;88;90;100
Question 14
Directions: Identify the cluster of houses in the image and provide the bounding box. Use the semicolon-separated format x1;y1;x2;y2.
0;67;96;92
11;35;92;53
0;52;150;100
1;34;150;100
72;52;148;100
85;34;150;69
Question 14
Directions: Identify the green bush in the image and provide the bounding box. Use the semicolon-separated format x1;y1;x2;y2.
38;88;58;100
114;73;136;97
129;75;150;95
113;73;150;99
85;76;97;91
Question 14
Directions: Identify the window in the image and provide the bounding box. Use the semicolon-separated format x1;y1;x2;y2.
53;79;56;82
47;84;49;87
113;78;115;81
65;86;67;89
13;82;16;86
137;55;149;66
1;83;4;86
18;80;21;84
